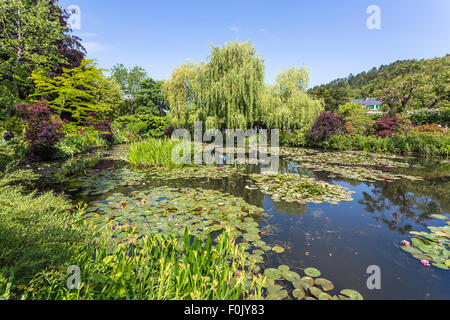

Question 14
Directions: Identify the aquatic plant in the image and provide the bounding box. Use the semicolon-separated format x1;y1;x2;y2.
262;265;363;300
128;138;192;168
400;214;450;270
246;173;354;204
25;228;265;300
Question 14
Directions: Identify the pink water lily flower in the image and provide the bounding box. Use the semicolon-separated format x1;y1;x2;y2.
421;260;430;267
401;240;410;246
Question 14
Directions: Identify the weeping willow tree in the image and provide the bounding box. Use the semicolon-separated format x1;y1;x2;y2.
261;67;323;131
162;62;201;129
197;41;265;129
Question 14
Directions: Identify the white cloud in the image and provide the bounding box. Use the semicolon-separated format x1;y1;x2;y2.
79;32;99;38
229;25;239;32
83;42;108;53
259;28;265;32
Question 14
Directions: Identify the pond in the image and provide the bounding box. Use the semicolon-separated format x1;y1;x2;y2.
31;145;450;300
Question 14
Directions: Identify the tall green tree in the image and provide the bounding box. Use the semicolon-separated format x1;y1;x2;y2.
162;62;200;129
261;68;323;131
110;64;147;115
0;0;85;117
135;78;167;116
197;41;265;129
29;59;109;127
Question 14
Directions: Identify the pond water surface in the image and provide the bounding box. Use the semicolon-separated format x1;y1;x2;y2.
34;146;450;299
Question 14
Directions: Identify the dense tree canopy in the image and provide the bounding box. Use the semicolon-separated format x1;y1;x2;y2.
162;62;200;129
163;42;322;131
29;59;109;127
309;55;450;112
110;64;147;115
197;41;265;129
135;78;167;116
0;0;85;117
261;67;323;131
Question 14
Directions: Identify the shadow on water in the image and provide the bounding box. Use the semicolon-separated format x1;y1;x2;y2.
32;147;450;300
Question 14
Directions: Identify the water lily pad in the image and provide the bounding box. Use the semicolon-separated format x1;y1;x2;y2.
314;278;334;291
304;267;321;278
278;265;290;273
272;246;285;253
340;289;363;300
293;278;310;290
309;287;323;299
264;268;281;280
318;293;333;300
282;270;300;282
300;276;314;287
292;288;305;300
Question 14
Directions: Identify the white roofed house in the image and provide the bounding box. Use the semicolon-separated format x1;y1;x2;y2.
351;98;383;113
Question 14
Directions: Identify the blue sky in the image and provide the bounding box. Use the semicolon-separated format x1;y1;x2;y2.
59;0;450;88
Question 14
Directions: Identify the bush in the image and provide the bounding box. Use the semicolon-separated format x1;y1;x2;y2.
412;124;447;135
113;115;169;137
280;128;308;147
337;103;362;116
84;114;113;142
16;101;64;159
0;139;28;171
408;107;450;126
344;108;375;135
373;114;412;137
307;111;345;144
322;132;450;156
373;116;398;137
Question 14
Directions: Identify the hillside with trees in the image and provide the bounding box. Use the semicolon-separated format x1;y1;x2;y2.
308;55;450;114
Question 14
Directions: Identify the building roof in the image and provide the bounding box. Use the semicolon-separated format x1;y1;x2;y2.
351;98;382;105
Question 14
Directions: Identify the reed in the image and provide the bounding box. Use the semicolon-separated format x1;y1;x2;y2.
128;138;192;168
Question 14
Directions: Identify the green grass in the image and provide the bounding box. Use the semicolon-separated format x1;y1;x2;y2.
128;138;192;168
0;169;88;297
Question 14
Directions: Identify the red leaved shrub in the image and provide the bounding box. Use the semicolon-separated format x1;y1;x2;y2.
307;111;345;144
17;101;64;159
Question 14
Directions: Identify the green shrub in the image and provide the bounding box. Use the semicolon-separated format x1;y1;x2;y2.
322;132;450;156
337;103;362;116
280;128;308;147
54;133;108;159
408;107;450;126
0;138;28;171
128;138;192;168
25;228;264;300
344;108;375;135
113;115;170;137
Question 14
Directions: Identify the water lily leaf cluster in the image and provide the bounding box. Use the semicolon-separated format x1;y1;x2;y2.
280;147;423;183
262;265;363;300
246;173;354;204
401;216;450;270
83;186;278;265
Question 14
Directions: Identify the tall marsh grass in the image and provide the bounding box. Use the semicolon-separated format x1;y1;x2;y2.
128;138;192;168
25;227;265;300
